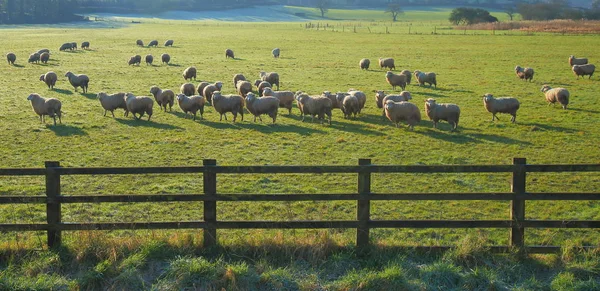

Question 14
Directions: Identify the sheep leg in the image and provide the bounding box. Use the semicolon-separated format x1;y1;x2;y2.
147;114;152;121
232;112;238;123
52;116;57;126
433;121;437;129
511;115;516;123
111;110;115;118
103;110;107;117
258;115;263;122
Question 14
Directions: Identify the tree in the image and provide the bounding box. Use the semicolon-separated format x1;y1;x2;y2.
504;6;516;21
315;0;329;18
385;3;404;22
593;0;600;10
449;7;498;25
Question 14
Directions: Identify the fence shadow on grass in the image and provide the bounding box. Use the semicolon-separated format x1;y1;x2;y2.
115;118;182;130
48;124;87;136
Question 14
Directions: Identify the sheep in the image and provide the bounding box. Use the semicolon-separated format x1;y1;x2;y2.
572;64;595;79
59;42;72;51
540;85;569;110
359;58;370;70
136;39;144;47
272;48;280;58
203;82;224;104
128;54;142;66
124;93;154;120
225;48;235;59
176;94;205;121
196;82;210;96
386;71;406;90
400;69;412;85
6;52;16;65
255;80;271;96
81;41;90;49
65;71;89;93
515;66;534;82
183;66;197;81
236;80;253;97
295;92;332;125
37;49;50;55
150;86;175;112
233;74;246;88
336;93;359;119
414;70;437;88
97;92;127;117
568;55;588;66
28;52;40;64
161;53;170;64
148;40;159;47
39;52;50;64
211;91;244;122
180;83;196;97
245;92;279;123
379;58;395;70
384;100;421;130
424;98;460;131
482;93;520;123
145;54;154;65
70;42;77;50
164;39;174;47
375;90;412;116
262;87;295;115
259;71;279;90
322;91;340;109
39;71;57;90
27;93;62;126
347;89;367;113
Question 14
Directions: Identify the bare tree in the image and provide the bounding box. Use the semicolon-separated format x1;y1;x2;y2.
316;0;330;18
505;6;516;21
386;3;404;22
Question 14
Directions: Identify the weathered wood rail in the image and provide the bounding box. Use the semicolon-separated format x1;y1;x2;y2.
1;158;599;253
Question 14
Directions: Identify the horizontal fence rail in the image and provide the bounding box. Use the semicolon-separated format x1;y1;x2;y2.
1;158;599;253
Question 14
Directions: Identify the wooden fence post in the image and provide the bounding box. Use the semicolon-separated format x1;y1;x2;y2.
357;159;372;249
203;159;217;247
510;158;526;249
45;161;61;248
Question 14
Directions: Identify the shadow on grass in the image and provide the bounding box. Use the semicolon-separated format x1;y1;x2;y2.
54;88;73;95
116;118;183;130
418;91;447;98
568;107;600;114
48;124;87;136
81;93;97;99
12;64;25;68
519;122;577;133
237;121;327;135
167;63;181;67
330;120;385;136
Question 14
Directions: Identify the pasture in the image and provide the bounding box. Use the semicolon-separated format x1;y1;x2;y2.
1;10;599;289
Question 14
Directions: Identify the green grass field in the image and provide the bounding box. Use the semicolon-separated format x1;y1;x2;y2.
0;8;599;289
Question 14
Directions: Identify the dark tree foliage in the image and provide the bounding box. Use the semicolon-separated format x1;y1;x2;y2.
448;7;498;25
0;0;82;24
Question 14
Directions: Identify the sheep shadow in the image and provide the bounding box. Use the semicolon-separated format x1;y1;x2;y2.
329;121;385;136
415;127;478;144
236;122;327;135
418;91;446;98
200;119;244;129
80;93;97;99
466;132;532;145
519;122;577;133
166;63;181;67
170;111;204;121
11;64;25;68
47;124;87;136
54;88;73;95
568;107;600;114
115;118;182;130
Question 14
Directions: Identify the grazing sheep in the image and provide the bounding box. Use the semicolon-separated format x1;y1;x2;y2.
295;92;332;125
81;41;90;49
196;82;210;96
128;54;142;66
255;80;271;96
414;70;437;88
65;71;89;93
262;87;295;114
70;42;77;50
136;39;144;47
572;64;595;79
375;90;412;116
236;80;253;97
40;52;50;64
203;82;224;104
482;93;520;123
183;66;197;81
39;71;57;90
347;89;367;113
379;58;395;70
7;52;16;65
540;85;569;110
400;70;412;85
272;48;280;58
233;73;246;88
568;55;588;66
225;48;235;59
180;83;196;97
27;93;62;126
322;91;340;109
384;100;421;130
59;42;72;51
125;93;154;120
424;98;460;131
259;71;280;90
164;40;174;47
28;52;40;64
386;71;407;90
336;93;359;119
97;92;127;117
37;49;50;55
359;58;370;70
148;40;159;47
161;53;170;64
245;92;279;123
515;66;534;82
150;86;175;112
145;54;154;65
176;94;205;121
211;91;245;122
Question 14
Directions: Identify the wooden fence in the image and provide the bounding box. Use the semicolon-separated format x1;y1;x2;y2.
1;158;599;253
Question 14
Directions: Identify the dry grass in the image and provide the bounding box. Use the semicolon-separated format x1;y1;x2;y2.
457;20;600;34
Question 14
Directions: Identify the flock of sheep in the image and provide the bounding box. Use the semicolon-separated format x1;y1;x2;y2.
6;39;595;130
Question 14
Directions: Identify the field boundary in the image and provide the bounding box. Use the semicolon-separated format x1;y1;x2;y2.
1;158;600;253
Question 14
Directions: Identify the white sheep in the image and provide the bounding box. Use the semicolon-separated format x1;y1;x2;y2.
414;70;437;88
211;91;244;122
386;71;407;90
27;93;62;126
400;70;412;85
183;66;197;81
65;71;89;93
572;64;595;79
39;72;57;90
233;74;246;89
125;93;154;121
295;92;332;125
482;93;520;123
203;82;224;105
260;71;279;90
176;94;205;121
424;98;460;131
262;87;295;115
347;89;367;113
336;93;359;119
540;85;569;110
359;58;370;70
384;100;420;130
568;55;588;66
150;86;175;112
245;92;279;123
97;92;127;117
515;65;534;82
180;83;196;97
379;58;395;70
272;48;280;58
196;82;210;96
236;80;253;97
375;90;412;117
255;80;271;96
322;91;340;109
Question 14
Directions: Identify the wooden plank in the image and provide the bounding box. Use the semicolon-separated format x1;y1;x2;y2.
522;220;600;228
357;159;371;249
0;168;45;176
372;220;513;228
510;158;526;248
59;222;207;230
211;164;514;174
526;164;600;172
0;224;48;231
0;196;47;204
45;161;62;248
56;166;205;175
203;159;217;247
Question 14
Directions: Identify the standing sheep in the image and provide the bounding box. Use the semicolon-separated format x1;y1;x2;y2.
97;92;127;117
28;53;40;64
384;100;421;130
259;71;280;90
164;40;174;47
424;98;460;131
379;58;395;70
148;40;159;47
414;70;437;88
161;53;170;65
196;82;210;96
233;74;246;89
128;54;142;66
515;66;534;82
400;70;412;85
262;87;295;115
39;71;57;90
125;93;154;121
183;66;197;81
322;91;340;109
150;86;175;112
255;80;271;96
27;93;62;126
136;39;144;47
203;82;224;105
176;94;205;121
347;89;367;113
540;85;569;110
375;90;412;117
211;91;245;122
225;48;235;59
59;42;73;51
236;80;253;97
145;54;154;65
359;58;370;70
568;55;588;66
180;83;196;97
482;93;520;123
71;42;78;50
65;71;89;93
245;92;279;123
572;64;595;79
37;49;50;55
336;93;360;119
295;92;332;125
7;52;16;65
272;48;280;58
386;71;407;91
40;52;50;64
81;41;90;49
